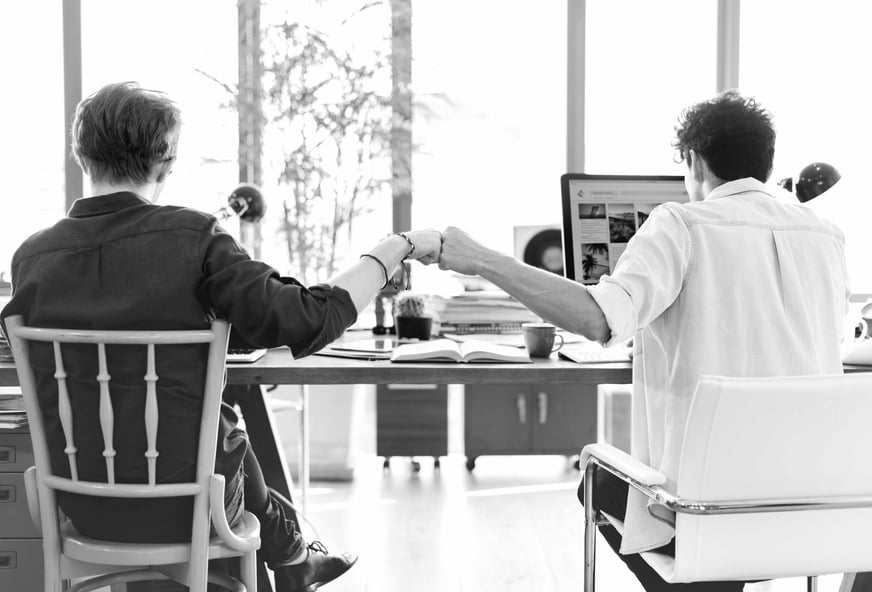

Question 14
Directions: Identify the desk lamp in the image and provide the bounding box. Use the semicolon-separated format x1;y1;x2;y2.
778;162;841;203
215;183;267;222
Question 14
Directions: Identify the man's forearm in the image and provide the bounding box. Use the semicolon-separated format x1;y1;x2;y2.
476;251;611;342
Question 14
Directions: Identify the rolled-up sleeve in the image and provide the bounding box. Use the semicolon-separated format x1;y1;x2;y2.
587;280;636;346
587;204;691;345
199;227;358;358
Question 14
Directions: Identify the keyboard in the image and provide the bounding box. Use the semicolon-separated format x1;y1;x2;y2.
226;348;268;364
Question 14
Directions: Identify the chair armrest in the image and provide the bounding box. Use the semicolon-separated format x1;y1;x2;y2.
23;466;42;534
580;443;667;488
209;474;260;553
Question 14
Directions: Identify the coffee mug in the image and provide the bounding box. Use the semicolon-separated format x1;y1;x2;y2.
844;315;869;343
522;322;564;358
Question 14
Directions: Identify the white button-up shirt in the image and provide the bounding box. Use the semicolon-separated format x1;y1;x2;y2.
588;178;849;553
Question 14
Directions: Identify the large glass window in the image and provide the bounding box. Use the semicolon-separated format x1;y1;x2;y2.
411;1;568;264
584;0;718;176
741;1;872;293
0;4;65;280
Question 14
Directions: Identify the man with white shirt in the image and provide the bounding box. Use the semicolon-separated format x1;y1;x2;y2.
437;90;849;591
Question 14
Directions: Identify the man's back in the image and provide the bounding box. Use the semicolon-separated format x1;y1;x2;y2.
1;192;237;541
610;178;849;552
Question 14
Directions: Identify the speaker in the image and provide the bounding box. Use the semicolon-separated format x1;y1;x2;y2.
513;224;563;276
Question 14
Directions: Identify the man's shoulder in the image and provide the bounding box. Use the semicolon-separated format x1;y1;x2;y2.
138;203;217;229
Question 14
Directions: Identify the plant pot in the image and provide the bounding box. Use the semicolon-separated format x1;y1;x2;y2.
395;316;433;340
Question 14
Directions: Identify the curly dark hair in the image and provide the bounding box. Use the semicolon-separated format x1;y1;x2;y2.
71;82;181;185
673;90;775;183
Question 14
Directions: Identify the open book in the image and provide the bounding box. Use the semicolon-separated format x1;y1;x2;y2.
390;338;531;364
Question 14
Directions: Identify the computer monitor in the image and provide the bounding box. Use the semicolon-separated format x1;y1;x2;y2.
561;174;689;284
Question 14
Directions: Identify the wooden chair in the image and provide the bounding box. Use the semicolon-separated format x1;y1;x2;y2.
580;373;872;592
3;315;261;592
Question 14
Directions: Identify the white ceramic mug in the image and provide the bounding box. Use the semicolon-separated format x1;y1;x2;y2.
844;315;869;343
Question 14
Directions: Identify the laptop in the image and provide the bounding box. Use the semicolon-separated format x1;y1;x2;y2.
560;174;688;284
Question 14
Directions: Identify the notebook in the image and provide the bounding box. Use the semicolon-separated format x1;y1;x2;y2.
226;347;268;363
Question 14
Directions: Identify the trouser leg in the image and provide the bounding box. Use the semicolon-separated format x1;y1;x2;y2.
579;471;745;592
242;444;306;567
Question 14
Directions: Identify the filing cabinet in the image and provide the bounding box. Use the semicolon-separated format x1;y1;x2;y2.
463;383;597;470
376;383;448;470
0;427;43;589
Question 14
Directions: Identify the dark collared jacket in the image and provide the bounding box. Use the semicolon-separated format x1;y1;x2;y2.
1;192;357;541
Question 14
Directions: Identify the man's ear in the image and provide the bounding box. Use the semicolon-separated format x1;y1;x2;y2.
688;150;707;182
153;160;174;184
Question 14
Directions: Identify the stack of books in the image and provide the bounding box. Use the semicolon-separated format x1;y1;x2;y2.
0;389;26;430
0;332;12;363
436;290;541;334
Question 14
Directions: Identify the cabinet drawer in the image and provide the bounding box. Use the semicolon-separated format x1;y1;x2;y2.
0;538;43;590
0;433;34;472
0;474;40;538
376;384;448;457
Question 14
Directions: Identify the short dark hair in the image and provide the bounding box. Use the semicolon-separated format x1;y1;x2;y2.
71;82;181;185
673;90;775;183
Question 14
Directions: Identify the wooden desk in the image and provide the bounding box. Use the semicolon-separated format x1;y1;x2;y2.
0;351;632;508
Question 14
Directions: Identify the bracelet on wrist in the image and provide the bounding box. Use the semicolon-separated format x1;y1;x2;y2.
360;253;390;289
394;232;415;260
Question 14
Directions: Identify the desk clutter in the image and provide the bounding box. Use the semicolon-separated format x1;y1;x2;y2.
0;332;12;363
0;388;26;430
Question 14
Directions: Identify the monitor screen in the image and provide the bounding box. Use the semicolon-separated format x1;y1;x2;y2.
561;174;689;284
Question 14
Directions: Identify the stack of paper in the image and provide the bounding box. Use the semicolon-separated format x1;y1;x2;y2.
0;332;12;362
0;390;27;430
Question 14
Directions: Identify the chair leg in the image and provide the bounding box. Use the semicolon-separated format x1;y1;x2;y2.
808;575;818;592
584;462;597;592
240;550;258;592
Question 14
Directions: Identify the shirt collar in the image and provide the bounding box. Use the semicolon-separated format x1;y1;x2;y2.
68;192;151;218
705;177;773;201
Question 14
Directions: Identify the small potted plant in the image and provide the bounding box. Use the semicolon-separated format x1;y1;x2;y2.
394;292;433;340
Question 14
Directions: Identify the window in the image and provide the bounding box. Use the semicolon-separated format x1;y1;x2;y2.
584;0;718;176
411;1;568;267
0;4;65;277
741;0;872;292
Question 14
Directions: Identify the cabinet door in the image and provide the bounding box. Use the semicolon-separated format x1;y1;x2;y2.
530;384;597;454
464;384;531;456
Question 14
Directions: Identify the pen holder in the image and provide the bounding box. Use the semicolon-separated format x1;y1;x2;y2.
395;316;433;340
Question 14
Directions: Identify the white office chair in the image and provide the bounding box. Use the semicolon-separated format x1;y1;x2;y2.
580;373;872;591
3;316;261;592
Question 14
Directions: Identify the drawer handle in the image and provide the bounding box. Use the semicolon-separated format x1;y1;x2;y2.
516;393;527;424
538;392;548;424
0;551;15;569
0;446;13;464
0;485;15;503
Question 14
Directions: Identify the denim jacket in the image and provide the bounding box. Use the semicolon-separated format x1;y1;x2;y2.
1;192;357;541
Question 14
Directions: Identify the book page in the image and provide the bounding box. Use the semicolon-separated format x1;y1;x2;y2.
391;339;462;362
459;340;531;363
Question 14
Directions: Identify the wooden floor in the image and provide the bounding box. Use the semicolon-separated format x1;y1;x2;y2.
281;454;847;592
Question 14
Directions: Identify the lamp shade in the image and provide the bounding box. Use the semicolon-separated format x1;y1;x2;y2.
788;162;842;203
225;184;266;222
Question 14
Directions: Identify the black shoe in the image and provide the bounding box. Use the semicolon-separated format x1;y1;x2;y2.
274;541;358;592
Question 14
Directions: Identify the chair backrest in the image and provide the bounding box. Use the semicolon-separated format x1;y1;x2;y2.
2;315;230;562
672;373;872;581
